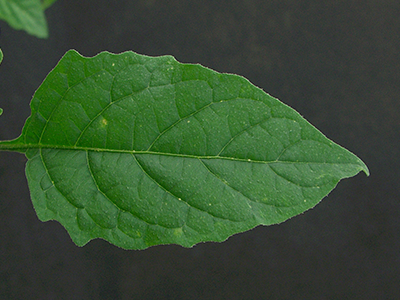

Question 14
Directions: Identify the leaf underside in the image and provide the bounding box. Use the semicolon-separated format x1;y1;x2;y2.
0;50;368;249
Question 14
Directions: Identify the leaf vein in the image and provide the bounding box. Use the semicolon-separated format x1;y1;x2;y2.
85;151;155;228
132;154;238;223
217;115;274;156
38;65;106;144
199;158;255;204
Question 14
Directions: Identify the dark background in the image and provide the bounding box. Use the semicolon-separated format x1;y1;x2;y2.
0;1;398;299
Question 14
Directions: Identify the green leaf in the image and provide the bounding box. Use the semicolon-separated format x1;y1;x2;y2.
0;50;369;249
0;48;3;65
0;0;48;38
41;0;57;10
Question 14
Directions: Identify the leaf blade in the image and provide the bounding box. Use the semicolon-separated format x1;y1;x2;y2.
0;0;48;38
0;50;368;249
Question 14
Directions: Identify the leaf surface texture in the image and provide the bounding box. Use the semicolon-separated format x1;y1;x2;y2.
0;50;369;249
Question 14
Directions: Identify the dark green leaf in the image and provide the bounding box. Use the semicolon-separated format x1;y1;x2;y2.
0;50;369;249
0;0;48;38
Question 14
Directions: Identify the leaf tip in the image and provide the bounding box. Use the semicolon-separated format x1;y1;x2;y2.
355;157;369;177
362;163;370;177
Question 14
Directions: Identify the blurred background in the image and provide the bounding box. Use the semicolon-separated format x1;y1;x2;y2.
0;0;398;299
